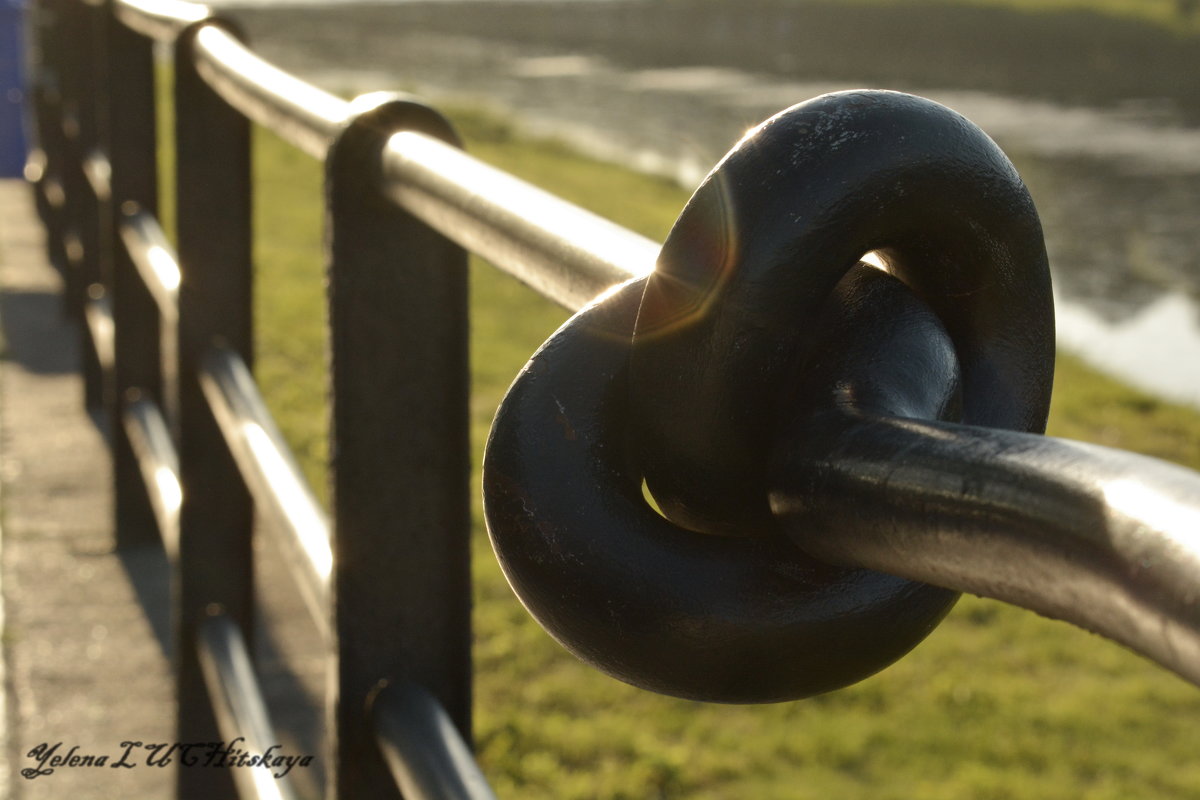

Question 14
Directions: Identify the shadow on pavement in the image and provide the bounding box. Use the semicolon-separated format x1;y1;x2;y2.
0;289;77;374
117;539;327;796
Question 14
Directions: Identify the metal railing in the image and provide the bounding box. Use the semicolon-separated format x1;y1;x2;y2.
22;0;1200;797
27;0;497;796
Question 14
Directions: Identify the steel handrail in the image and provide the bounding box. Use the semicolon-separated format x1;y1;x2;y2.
114;0;208;42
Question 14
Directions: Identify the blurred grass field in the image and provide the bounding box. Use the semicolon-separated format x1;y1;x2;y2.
244;105;1200;800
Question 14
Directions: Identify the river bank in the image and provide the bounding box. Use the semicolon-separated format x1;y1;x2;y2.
230;0;1200;119
227;0;1200;408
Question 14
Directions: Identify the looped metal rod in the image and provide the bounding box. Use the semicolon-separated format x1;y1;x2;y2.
631;89;1054;536
483;90;1200;702
483;277;958;702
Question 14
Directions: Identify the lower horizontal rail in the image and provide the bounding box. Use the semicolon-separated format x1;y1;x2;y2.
372;682;498;800
197;346;331;635
195;612;301;800
84;292;115;373
63;230;83;268
123;396;181;559
119;208;180;321
24;147;46;184
40;174;65;210
83;149;111;203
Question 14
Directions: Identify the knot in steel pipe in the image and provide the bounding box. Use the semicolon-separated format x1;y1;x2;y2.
482;90;1055;702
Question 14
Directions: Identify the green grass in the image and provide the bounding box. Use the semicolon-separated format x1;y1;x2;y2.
243;107;1200;800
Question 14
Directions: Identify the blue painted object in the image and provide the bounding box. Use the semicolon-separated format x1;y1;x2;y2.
0;0;28;178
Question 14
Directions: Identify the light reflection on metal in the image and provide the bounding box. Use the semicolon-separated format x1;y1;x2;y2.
64;231;84;265
154;467;183;519
124;397;181;560
192;25;351;160
114;0;209;41
382;130;658;311
120;209;180;320
42;176;65;209
198;347;331;636
24;148;46;184
1105;478;1200;556
196;613;300;800
147;245;182;292
372;682;499;800
241;421;334;584
83;149;111;202
84;293;115;372
770;415;1200;688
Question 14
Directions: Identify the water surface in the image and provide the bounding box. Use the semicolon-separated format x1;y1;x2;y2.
233;1;1200;406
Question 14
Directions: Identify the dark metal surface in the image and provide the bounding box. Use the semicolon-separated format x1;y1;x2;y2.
173;18;255;800
483;278;957;702
197;345;331;634
763;248;1200;685
381;130;657;310
28;0;70;277
484;90;1200;702
372;683;498;800
59;0;107;411
104;0;164;546
196;612;301;800
631;90;1054;536
326;95;471;800
771;412;1200;687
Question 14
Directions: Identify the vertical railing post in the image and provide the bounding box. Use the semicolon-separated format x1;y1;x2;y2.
52;0;83;289
27;0;68;274
102;0;162;547
60;0;107;408
326;98;471;800
173;19;253;800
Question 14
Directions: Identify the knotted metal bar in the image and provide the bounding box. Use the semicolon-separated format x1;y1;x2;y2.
483;90;1200;702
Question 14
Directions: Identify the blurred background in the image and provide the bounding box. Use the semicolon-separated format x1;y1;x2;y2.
10;1;1200;798
199;2;1200;798
224;0;1200;410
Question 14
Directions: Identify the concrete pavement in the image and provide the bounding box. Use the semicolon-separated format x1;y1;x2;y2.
0;178;326;799
0;177;175;798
